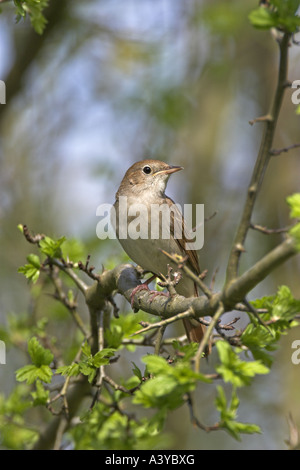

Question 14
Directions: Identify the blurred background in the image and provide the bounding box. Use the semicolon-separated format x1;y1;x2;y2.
0;0;300;450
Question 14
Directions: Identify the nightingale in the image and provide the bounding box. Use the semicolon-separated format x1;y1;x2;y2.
113;159;207;346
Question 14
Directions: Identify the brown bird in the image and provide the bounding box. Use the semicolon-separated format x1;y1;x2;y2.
113;159;208;347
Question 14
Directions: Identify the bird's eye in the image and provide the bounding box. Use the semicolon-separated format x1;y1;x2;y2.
142;165;152;175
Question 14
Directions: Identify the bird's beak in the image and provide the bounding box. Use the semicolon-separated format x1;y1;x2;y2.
154;165;183;176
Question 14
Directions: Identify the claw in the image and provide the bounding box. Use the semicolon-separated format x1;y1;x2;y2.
149;291;169;304
130;284;150;308
130;283;169;308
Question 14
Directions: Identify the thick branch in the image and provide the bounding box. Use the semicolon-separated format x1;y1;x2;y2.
224;237;297;305
94;235;297;320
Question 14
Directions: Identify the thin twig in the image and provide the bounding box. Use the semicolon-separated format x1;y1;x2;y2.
103;375;138;394
160;251;213;299
22;224;45;245
90;310;106;409
248;114;273;126
250;222;290;235
194;302;224;373
131;308;195;337
53;417;68;450
78;255;102;282
49;269;89;338
270;143;300;155
185;393;220;433
50;258;88;294
154;326;167;355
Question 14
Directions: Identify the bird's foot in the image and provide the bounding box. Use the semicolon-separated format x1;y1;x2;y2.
149;290;169;304
130;283;150;308
130;282;169;308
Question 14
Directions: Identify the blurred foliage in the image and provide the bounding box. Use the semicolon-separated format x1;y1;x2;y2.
0;0;300;450
14;0;48;34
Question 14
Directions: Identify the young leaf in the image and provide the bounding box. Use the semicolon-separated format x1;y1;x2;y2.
18;254;41;283
286;193;300;219
15;337;54;385
215;386;261;441
132;362;143;381
39;236;66;258
93;348;115;367
14;0;49;35
216;341;269;387
16;364;53;384
27;337;53;367
241;323;277;367
249;7;278;30
56;363;81;378
31;380;50;406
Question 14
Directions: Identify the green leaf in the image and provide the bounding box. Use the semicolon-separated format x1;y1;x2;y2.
215;386;261;441
249;1;300;33
31;380;49;406
290;223;300;251
271;0;300;17
93;348;115;367
249;7;278;30
58;343;116;384
287;193;300;251
14;0;49;35
171;340;199;361
69;402;172;450
27;336;53;367
78;362;97;383
15;337;54;385
133;375;181;409
142;355;171;375
241;322;277;367
133;354;210;411
26;254;40;269
16;364;52;384
216;341;269;387
132;362;143;381
56;363;80;377
287;193;300;219
39;236;66;258
18;254;41;283
105;326;124;349
251;286;300;324
271;285;300;322
0;385;32;416
81;341;92;357
61;238;87;263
